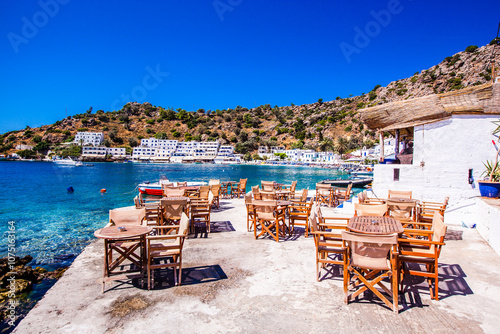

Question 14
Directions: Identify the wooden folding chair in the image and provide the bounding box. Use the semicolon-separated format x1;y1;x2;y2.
388;190;412;199
233;178;247;198
336;183;352;204
146;213;189;289
261;181;275;191
289;198;313;237
354;203;388;216
310;206;348;281
342;230;399;313
245;192;255;232
160;198;188;234
210;184;221;208
190;192;214;233
315;183;336;207
399;211;447;300
252;200;287;242
417;197;449;225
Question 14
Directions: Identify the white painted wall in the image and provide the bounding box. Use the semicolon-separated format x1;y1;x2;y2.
474;198;500;256
372;114;499;225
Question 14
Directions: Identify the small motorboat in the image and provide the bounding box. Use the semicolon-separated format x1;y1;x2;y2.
53;157;83;166
321;177;373;188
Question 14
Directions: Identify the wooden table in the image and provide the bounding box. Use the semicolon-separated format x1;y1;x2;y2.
348;216;403;235
94;225;152;292
222;181;238;198
275;190;291;200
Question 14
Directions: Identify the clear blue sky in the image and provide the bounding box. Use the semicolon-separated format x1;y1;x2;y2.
1;0;499;134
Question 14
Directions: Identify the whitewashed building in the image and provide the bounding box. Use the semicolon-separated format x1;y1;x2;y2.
360;82;500;254
74;132;104;146
82;146;126;157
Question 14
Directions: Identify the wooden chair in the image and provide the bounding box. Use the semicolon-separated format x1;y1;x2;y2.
197;185;210;200
251;185;261;200
310;206;348;281
316;183;336;207
342;230;399;313
146;212;189;289
233;178;247;198
160;198;188;234
244;192;255;232
357;190;366;204
388;190;412;199
208;179;220;186
417;197;449;225
210;184;221;208
109;208;146;226
291;188;308;204
289;198;313;237
283;181;297;197
398;212;447;300
252;200;287;242
220;182;230;198
261;181;275;191
190;192;214;233
354;203;388;216
177;181;187;187
163;187;186;198
259;189;276;200
387;200;416;227
336;183;353;204
143;204;162;228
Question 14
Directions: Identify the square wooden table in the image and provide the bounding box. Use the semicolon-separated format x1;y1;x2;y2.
348;216;403;235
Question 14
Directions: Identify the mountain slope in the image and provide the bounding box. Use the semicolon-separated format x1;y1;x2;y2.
1;44;498;158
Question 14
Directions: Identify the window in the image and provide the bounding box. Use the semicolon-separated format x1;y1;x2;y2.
393;168;400;181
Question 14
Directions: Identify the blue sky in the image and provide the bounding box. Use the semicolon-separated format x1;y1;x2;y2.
1;0;499;134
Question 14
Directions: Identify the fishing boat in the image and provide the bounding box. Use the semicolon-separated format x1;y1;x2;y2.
138;179;207;196
321;177;373;187
53;157;83;166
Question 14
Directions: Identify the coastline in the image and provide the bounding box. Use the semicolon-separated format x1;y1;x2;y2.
13;197;500;333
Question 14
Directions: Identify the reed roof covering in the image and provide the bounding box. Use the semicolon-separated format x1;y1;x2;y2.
360;83;500;132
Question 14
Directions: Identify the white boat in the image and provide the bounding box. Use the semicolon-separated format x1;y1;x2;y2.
53;157;83;166
214;156;241;165
138;179;207;196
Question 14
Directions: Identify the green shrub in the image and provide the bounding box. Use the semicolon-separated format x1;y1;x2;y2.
172;130;181;138
465;45;478;53
146;119;155;125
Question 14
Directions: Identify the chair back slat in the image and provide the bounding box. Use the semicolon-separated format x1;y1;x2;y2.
342;231;397;270
354;203;388;217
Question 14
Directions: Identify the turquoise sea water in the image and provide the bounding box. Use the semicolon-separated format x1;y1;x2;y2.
0;161;352;267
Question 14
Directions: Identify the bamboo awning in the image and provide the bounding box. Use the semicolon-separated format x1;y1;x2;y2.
360;83;500;131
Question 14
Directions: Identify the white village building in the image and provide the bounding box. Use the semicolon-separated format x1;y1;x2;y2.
74;132;104;146
361;82;500;255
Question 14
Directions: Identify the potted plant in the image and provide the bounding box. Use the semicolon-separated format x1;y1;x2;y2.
478;120;500;198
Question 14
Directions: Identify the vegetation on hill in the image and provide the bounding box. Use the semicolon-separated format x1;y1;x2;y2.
1;44;498;159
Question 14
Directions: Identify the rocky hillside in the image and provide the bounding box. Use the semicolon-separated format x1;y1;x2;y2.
1;43;498;159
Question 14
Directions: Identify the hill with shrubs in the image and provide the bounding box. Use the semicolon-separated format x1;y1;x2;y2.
1;43;498;160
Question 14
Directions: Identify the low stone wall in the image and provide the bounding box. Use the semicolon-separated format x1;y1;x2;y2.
475;198;500;256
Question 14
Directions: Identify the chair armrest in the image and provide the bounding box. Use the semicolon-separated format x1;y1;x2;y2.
402;229;433;236
147;234;185;240
398;238;445;246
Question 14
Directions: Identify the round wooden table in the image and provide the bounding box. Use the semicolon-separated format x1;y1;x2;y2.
94;225;152;292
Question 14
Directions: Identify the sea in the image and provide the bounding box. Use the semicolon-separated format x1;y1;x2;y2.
0;161;353;268
0;161;353;329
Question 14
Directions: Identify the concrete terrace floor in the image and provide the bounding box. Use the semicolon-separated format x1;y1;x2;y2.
15;198;500;334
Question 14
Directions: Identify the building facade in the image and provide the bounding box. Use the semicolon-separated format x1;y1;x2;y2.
74;132;104;146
